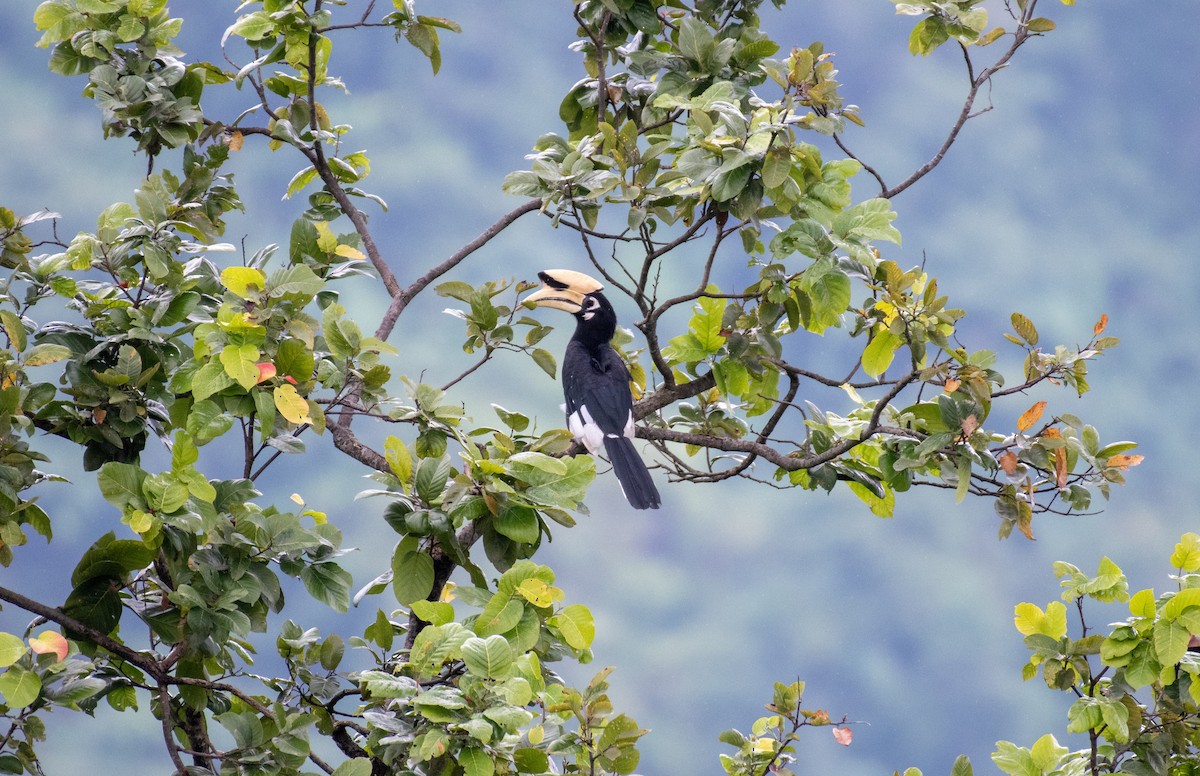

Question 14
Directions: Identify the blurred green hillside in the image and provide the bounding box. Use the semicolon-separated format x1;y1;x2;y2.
1;1;1197;774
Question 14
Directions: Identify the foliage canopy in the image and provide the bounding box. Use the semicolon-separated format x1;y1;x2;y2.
1;0;1191;775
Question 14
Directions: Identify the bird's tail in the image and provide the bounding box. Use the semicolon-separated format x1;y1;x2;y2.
603;436;661;510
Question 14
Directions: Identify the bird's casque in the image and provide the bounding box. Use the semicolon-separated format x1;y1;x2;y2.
524;269;661;510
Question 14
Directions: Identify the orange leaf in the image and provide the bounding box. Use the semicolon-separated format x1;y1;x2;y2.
1017;401;1047;432
999;451;1018;476
29;631;68;662
228;130;244;152
1106;454;1144;470
1093;313;1108;336
1054;449;1068;489
1041;427;1062;439
944;377;961;393
255;362;277;384
960;414;979;437
832;726;853;746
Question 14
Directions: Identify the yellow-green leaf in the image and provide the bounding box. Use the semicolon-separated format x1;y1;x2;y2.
274;383;312;424
0;310;26;352
0;633;26;667
220;344;261;390
220;266;267;299
0;666;41;707
1128;588;1155;619
1010;312;1038;346
1013;601;1066;639
1171;532;1200;572
551;603;595;650
861;328;902;377
385;435;413;489
23;343;72;367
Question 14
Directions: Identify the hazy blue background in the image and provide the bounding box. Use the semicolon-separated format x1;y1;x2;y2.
1;1;1197;774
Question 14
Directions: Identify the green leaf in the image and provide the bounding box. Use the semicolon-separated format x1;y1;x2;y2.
494;505;540;544
800;260;852;334
1026;17;1056;32
474;593;524;637
331;759;373;776
226;11;274;42
268;264;324;298
186;399;235;442
457;748;494;776
97;462;147;510
391;543;435;606
190;360;236;402
462;635;513;678
909;16;949;55
0;666;41;708
513;748;551;774
404;21;442;74
950;754;973;776
415;456;451;504
528;347;557;378
410;600;454;626
300;562;352;612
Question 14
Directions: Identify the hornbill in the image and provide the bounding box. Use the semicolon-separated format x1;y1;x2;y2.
523;269;662;510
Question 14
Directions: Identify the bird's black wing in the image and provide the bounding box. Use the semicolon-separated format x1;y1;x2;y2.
561;342;661;509
561;341;634;448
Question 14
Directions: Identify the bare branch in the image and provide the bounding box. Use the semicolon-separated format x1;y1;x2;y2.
376;198;542;339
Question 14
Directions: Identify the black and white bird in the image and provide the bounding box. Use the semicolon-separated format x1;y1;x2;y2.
523;269;661;510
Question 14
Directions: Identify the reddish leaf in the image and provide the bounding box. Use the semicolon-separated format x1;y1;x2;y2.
943;377;960;393
999;451;1018;476
255;362;277;384
1017;401;1046;432
29;631;68;662
832;726;853;746
960;414;979;438
1093;313;1108;336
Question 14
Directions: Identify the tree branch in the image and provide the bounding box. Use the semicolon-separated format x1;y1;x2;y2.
375;198;542;339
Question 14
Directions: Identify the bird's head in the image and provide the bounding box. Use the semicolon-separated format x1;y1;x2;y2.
523;269;605;317
523;269;616;343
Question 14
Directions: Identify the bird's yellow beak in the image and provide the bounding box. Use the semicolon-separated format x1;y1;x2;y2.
522;269;604;313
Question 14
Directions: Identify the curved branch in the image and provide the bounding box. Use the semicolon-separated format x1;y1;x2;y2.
881;27;1034;199
376;198;542;339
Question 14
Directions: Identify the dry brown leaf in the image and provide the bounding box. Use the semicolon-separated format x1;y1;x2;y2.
1106;454;1144;470
1000;450;1018;476
1055;449;1068;489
